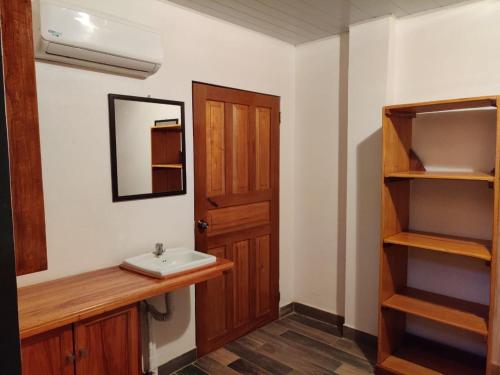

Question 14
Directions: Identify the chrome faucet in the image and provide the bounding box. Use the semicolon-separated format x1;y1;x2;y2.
153;243;165;257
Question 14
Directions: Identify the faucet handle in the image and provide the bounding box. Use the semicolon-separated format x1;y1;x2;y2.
153;243;165;257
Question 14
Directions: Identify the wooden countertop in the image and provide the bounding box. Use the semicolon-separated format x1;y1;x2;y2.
17;258;233;339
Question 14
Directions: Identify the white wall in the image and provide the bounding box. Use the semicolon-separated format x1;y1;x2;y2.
294;36;342;314
19;0;295;367
345;16;395;335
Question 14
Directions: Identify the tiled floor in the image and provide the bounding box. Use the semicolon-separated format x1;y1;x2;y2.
174;313;376;375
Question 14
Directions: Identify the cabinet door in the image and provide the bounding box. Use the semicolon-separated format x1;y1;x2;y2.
21;326;74;375
74;305;140;375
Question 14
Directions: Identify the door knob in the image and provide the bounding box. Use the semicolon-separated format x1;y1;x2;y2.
197;220;209;232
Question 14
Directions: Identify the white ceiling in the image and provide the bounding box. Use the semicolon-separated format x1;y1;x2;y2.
165;0;469;45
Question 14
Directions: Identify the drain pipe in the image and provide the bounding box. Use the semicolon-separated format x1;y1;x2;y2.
141;294;172;375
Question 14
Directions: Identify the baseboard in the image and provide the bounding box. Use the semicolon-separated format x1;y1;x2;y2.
343;325;377;348
279;302;294;317
158;348;197;375
280;302;377;351
294;302;345;328
279;302;345;335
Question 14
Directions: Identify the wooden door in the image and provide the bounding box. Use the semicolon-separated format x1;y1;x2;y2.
74;305;140;375
21;326;74;375
193;82;280;355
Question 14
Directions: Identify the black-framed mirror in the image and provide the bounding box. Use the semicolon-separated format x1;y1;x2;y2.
108;94;186;202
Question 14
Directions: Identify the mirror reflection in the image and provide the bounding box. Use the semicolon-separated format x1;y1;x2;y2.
109;94;186;201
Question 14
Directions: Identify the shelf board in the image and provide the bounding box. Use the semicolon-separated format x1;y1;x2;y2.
385;171;494;182
384;231;491;261
151;124;182;130
382;288;489;336
385;96;497;115
152;164;183;169
379;336;486;375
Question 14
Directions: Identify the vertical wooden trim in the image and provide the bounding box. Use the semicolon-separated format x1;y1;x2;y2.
1;0;47;275
0;22;22;375
487;99;500;374
378;110;408;364
270;96;280;312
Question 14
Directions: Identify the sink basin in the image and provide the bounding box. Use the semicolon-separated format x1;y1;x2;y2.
121;248;216;279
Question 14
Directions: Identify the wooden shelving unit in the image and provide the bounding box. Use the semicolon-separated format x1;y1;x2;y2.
382;287;489;336
151;125;183;193
384;232;492;261
385;171;495;182
378;96;500;375
380;335;486;375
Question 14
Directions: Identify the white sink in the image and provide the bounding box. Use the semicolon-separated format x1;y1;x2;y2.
121;247;216;279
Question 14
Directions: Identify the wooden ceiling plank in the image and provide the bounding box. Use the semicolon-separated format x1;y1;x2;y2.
168;0;305;44
348;0;407;17
253;0;334;35
216;0;322;38
390;0;440;14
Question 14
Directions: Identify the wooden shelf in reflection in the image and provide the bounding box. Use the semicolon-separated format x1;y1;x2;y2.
152;164;183;169
151;124;182;130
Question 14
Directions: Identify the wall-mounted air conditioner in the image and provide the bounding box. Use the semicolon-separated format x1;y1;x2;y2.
32;0;163;78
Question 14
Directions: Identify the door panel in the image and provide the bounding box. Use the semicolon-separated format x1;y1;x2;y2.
207;201;270;236
232;240;251;327
194;82;280;356
21;327;74;375
74;305;139;375
232;104;250;194
255;107;271;191
256;235;271;317
206;100;225;197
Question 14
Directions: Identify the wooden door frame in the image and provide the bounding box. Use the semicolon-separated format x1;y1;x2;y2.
0;32;22;375
192;81;280;354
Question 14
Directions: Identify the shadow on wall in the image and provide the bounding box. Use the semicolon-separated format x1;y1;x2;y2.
336;32;349;317
355;129;381;333
151;288;192;353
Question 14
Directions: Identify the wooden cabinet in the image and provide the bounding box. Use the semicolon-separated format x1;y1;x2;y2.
21;326;74;375
22;305;140;375
0;0;47;276
74;306;140;375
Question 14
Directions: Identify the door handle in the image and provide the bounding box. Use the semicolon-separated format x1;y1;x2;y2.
197;220;209;232
78;348;89;358
65;353;76;364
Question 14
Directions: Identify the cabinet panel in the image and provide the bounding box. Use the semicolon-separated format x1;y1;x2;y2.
21;326;74;375
74;305;140;375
